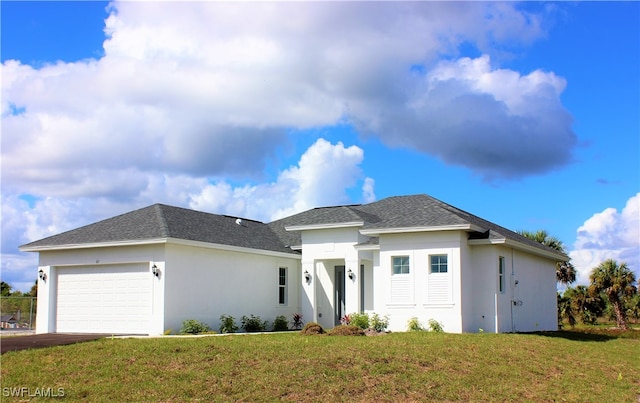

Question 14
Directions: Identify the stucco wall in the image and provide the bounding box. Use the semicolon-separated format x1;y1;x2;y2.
162;243;301;334
373;231;464;333
467;244;558;333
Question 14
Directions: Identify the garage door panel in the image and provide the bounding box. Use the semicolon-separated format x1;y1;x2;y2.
56;264;151;334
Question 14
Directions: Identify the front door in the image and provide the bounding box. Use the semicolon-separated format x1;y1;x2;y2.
334;265;346;325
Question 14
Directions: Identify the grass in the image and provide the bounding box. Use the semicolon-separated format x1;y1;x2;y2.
1;330;639;402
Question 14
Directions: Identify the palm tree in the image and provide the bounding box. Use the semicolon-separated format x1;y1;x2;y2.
518;229;576;284
588;259;637;330
563;285;603;324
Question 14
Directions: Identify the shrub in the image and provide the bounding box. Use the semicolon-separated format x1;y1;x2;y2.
219;314;238;334
180;319;211;334
163;328;173;335
241;314;268;332
300;322;325;335
428;319;444;333
349;312;370;330
407;317;424;332
292;313;304;330
370;313;390;332
328;325;364;336
273;315;289;331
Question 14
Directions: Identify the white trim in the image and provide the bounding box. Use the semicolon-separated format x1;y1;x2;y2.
21;237;301;259
421;303;455;308
360;224;484;236
167;238;301;259
386;303;417;309
20;238;167;252
354;243;380;251
285;221;364;231
468;238;568;261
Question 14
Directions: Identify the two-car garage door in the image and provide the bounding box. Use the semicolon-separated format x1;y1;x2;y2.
56;264;152;334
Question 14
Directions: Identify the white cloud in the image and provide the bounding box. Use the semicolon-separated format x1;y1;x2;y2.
362;177;376;204
352;55;575;180
1;2;566;201
189;138;368;221
569;193;640;285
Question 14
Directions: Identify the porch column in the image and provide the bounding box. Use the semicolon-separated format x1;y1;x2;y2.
344;258;359;315
300;259;315;324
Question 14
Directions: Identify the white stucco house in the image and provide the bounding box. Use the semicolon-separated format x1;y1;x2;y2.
20;194;567;335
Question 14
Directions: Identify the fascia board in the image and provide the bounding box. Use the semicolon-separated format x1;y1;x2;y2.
166;238;301;259
285;221;364;231
20;237;301;260
468;238;568;261
354;243;381;251
19;238;168;252
360;224;483;236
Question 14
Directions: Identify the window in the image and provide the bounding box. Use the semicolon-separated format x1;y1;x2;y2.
392;256;410;274
278;267;287;305
427;253;451;304
430;255;448;273
498;256;505;293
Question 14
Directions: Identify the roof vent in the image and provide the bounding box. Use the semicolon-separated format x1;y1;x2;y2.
235;218;242;226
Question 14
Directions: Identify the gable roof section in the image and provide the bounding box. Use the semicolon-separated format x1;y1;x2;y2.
20;204;295;255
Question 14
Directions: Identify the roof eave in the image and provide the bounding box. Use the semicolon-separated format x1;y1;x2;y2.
19;238;168;252
166;238;301;259
285;221;364;232
354;243;381;251
360;224;484;236
20;237;301;259
468;238;569;261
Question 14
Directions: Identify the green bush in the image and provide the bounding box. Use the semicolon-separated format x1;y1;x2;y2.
407;317;424;332
241;314;268;332
180;319;211;334
219;314;239;334
328;325;364;336
428;319;444;333
349;312;370;330
273;315;289;331
370;313;389;332
300;322;324;335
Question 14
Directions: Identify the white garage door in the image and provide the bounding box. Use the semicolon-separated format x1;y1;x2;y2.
56;264;152;334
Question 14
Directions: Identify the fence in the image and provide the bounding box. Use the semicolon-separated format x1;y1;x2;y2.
1;297;37;330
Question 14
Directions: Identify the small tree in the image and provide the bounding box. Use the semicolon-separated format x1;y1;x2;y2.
588;259;637;330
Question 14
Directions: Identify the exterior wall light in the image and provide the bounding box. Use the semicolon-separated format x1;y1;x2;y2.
38;269;47;282
152;264;160;277
347;269;354;280
304;270;311;283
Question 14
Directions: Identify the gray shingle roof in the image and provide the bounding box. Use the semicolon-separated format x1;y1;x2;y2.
21;194;565;259
20;204;295;255
269;194;566;257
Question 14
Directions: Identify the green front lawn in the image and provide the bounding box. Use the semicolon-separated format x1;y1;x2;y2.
2;330;639;401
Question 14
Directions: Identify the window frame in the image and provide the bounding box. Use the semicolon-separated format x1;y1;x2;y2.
278;267;288;305
392;256;410;275
430;254;448;274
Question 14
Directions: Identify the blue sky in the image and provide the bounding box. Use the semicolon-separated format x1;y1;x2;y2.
1;1;638;292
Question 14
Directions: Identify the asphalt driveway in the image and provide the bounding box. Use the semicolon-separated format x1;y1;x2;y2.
1;333;106;354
